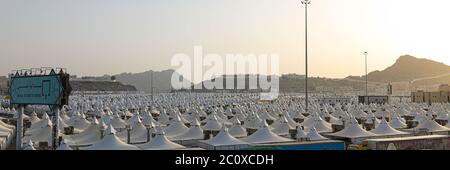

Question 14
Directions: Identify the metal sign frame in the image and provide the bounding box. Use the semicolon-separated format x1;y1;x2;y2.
9;74;63;106
9;68;71;107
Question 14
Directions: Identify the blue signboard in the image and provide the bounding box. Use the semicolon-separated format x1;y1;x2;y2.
10;75;63;105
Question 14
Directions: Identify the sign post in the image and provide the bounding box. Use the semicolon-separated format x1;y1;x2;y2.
9;68;71;150
16;106;24;150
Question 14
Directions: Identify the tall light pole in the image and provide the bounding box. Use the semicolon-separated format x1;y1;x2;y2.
301;0;311;112
364;51;368;105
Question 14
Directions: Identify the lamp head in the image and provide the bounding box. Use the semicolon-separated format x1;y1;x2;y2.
301;0;311;5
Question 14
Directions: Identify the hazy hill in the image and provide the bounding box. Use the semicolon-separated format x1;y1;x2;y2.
348;55;450;83
114;69;191;93
186;74;367;94
71;81;136;92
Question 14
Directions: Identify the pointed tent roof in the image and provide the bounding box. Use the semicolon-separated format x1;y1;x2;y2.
310;117;333;133
66;113;91;130
389;114;407;129
110;113;128;129
259;110;277;121
241;122;294;144
84;125;139;150
271;118;290;136
171;119;204;141
23;119;55;146
229;124;248;138
142;111;160;127
0;119;15;129
64;118;102;147
138;126;186;150
415;118;450;132
0;122;13;133
163;114;189;138
370;118;409;135
117;121;149;143
202;114;223;131
328;117;376;138
201;127;248;146
29;112;41;124
306;127;328;141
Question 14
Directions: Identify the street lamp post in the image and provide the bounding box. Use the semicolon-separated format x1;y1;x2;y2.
301;0;311;112
364;51;368;105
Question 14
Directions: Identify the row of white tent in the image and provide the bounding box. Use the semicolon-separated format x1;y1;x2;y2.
17;93;450;150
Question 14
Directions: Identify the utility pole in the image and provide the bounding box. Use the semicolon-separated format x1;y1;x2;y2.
301;0;311;112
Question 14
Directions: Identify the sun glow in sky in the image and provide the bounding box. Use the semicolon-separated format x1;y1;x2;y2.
0;0;449;78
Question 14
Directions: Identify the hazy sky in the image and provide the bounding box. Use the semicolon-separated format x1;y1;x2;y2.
1;0;450;78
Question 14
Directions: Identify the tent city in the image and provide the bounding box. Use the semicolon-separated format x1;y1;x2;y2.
1;0;450;152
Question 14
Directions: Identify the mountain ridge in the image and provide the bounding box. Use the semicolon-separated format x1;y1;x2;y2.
347;55;450;83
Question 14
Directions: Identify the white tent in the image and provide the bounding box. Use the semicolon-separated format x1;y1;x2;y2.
157;110;171;125
66;113;91;130
0;120;14;130
164;115;189;138
415;117;450;133
389;114;407;129
23;118;56;147
243;112;263;129
370;118;409;136
141;111;160;127
138;126;185;150
328;117;376;138
306;127;328;141
310;118;333;133
271;118;291;136
198;127;249;150
0;123;13;134
228;119;248;138
28;112;50;134
64;118;102;147
29;112;41;124
202;114;223;131
83;125;140;150
300;113;332;133
171;119;204;141
241;122;294;144
117;119;151;144
110;113;128;130
259;111;277;122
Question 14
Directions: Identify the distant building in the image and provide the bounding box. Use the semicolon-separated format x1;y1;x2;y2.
0;76;8;94
318;97;351;106
438;84;450;92
358;96;389;104
281;74;305;79
411;90;449;104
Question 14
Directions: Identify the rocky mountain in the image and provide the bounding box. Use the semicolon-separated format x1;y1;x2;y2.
348;55;450;83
